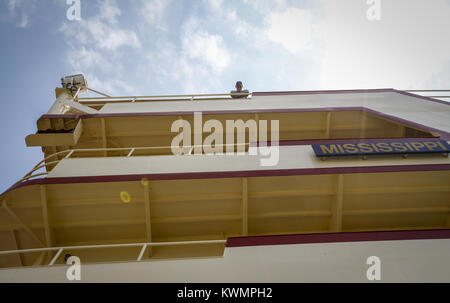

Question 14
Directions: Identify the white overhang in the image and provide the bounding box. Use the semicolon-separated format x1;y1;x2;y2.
97;90;450;136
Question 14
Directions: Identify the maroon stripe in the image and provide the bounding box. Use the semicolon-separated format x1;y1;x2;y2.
39;114;80;119
226;229;450;247
254;137;446;147
4;164;450;195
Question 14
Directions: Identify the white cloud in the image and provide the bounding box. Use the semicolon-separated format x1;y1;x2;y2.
242;0;283;14
66;47;116;74
224;8;254;38
60;13;140;51
55;0;449;98
99;0;121;24
141;0;172;23
7;0;18;11
59;0;141;96
182;19;231;73
262;0;450;90
203;0;264;43
5;0;36;28
86;19;140;50
17;13;28;28
85;74;135;96
265;7;315;53
208;0;224;11
316;0;450;89
143;17;233;93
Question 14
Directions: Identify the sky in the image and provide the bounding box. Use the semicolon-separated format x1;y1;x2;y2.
0;0;449;192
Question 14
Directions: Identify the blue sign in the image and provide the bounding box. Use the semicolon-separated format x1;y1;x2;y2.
312;140;450;157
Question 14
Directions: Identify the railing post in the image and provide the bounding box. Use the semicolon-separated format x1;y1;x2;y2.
127;148;135;157
65;150;74;159
137;244;148;261
242;178;248;236
49;248;63;266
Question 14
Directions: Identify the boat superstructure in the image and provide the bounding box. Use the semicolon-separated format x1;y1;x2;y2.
0;76;449;282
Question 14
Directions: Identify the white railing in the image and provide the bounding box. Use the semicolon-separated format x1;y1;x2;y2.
0;239;227;266
75;89;450;105
77;92;252;105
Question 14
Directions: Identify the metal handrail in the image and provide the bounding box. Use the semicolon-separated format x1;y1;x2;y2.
78;92;252;101
77;92;252;107
0;239;227;266
77;89;449;102
17;172;49;184
23;161;60;178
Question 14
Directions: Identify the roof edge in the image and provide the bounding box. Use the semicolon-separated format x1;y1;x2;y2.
252;88;395;96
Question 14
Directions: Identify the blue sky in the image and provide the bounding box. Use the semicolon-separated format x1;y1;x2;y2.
0;0;449;191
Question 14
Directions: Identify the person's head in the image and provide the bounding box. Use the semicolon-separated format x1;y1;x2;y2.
64;253;71;262
235;81;243;92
